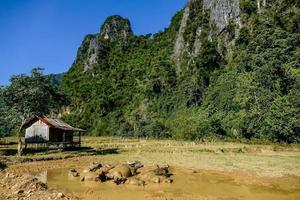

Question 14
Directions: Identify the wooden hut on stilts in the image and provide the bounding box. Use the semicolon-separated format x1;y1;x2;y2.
21;115;85;149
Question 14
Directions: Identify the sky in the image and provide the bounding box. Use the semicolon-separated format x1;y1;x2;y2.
0;0;187;86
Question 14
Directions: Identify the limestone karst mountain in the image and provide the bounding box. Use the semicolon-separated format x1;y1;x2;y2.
60;0;299;143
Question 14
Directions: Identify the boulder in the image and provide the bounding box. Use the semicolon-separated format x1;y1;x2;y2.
95;165;113;174
81;162;103;174
88;162;102;172
126;178;145;186
68;169;79;177
153;165;169;176
128;161;144;175
137;164;169;175
57;192;65;198
81;172;100;182
136;165;173;184
137;171;173;184
113;175;127;185
107;164;132;179
14;190;24;194
98;170;107;182
106;164;134;185
137;166;158;174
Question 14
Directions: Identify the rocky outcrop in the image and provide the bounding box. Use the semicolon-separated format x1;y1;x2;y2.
68;169;79;178
203;0;242;34
82;35;100;72
79;1;244;74
76;15;133;73
100;15;133;41
173;0;242;72
173;6;190;73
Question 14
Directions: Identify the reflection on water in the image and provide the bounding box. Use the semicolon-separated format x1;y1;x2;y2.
35;168;300;200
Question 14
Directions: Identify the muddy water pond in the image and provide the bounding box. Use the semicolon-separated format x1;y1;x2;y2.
35;168;300;200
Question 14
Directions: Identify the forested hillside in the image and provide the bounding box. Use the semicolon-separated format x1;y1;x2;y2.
59;0;299;142
48;73;64;88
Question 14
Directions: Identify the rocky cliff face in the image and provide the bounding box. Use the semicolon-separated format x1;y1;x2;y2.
75;1;245;74
67;0;276;80
203;0;241;34
173;6;190;73
173;0;242;73
74;15;132;73
100;15;133;41
82;35;100;72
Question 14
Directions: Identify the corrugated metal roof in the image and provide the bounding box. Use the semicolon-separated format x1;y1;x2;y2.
22;115;85;132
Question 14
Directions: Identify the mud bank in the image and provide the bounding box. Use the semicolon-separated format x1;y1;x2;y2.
0;171;78;200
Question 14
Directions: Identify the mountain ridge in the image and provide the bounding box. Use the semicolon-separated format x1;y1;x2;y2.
60;0;300;143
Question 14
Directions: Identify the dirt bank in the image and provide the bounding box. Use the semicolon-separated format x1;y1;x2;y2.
0;171;78;200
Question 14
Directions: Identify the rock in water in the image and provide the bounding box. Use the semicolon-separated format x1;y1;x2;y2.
81;172;101;182
128;160;144;175
88;162;102;171
57;192;65;198
107;164;132;178
137;165;173;184
68;169;79;177
126;178;145;186
106;164;135;185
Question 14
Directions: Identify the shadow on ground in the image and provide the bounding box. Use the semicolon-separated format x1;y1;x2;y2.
0;146;119;157
0;149;17;156
0;142;18;146
63;146;119;155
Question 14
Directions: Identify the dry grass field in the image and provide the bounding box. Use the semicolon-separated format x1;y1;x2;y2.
1;136;299;177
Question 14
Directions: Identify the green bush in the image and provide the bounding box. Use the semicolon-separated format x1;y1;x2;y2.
264;95;300;143
240;0;257;16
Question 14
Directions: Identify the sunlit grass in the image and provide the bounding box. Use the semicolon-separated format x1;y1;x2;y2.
1;136;300;177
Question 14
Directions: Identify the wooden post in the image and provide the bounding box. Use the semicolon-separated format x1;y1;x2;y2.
17;128;23;156
79;132;81;148
63;132;66;149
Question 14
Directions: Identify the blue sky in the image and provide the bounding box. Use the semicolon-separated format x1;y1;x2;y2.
0;0;187;85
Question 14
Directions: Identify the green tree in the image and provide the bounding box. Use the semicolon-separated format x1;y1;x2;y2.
1;68;66;156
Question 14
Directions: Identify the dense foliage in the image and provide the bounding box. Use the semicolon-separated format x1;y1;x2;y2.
203;0;300;143
60;0;299;143
0;68;66;137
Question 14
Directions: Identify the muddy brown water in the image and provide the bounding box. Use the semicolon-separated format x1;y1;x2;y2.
34;168;300;200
